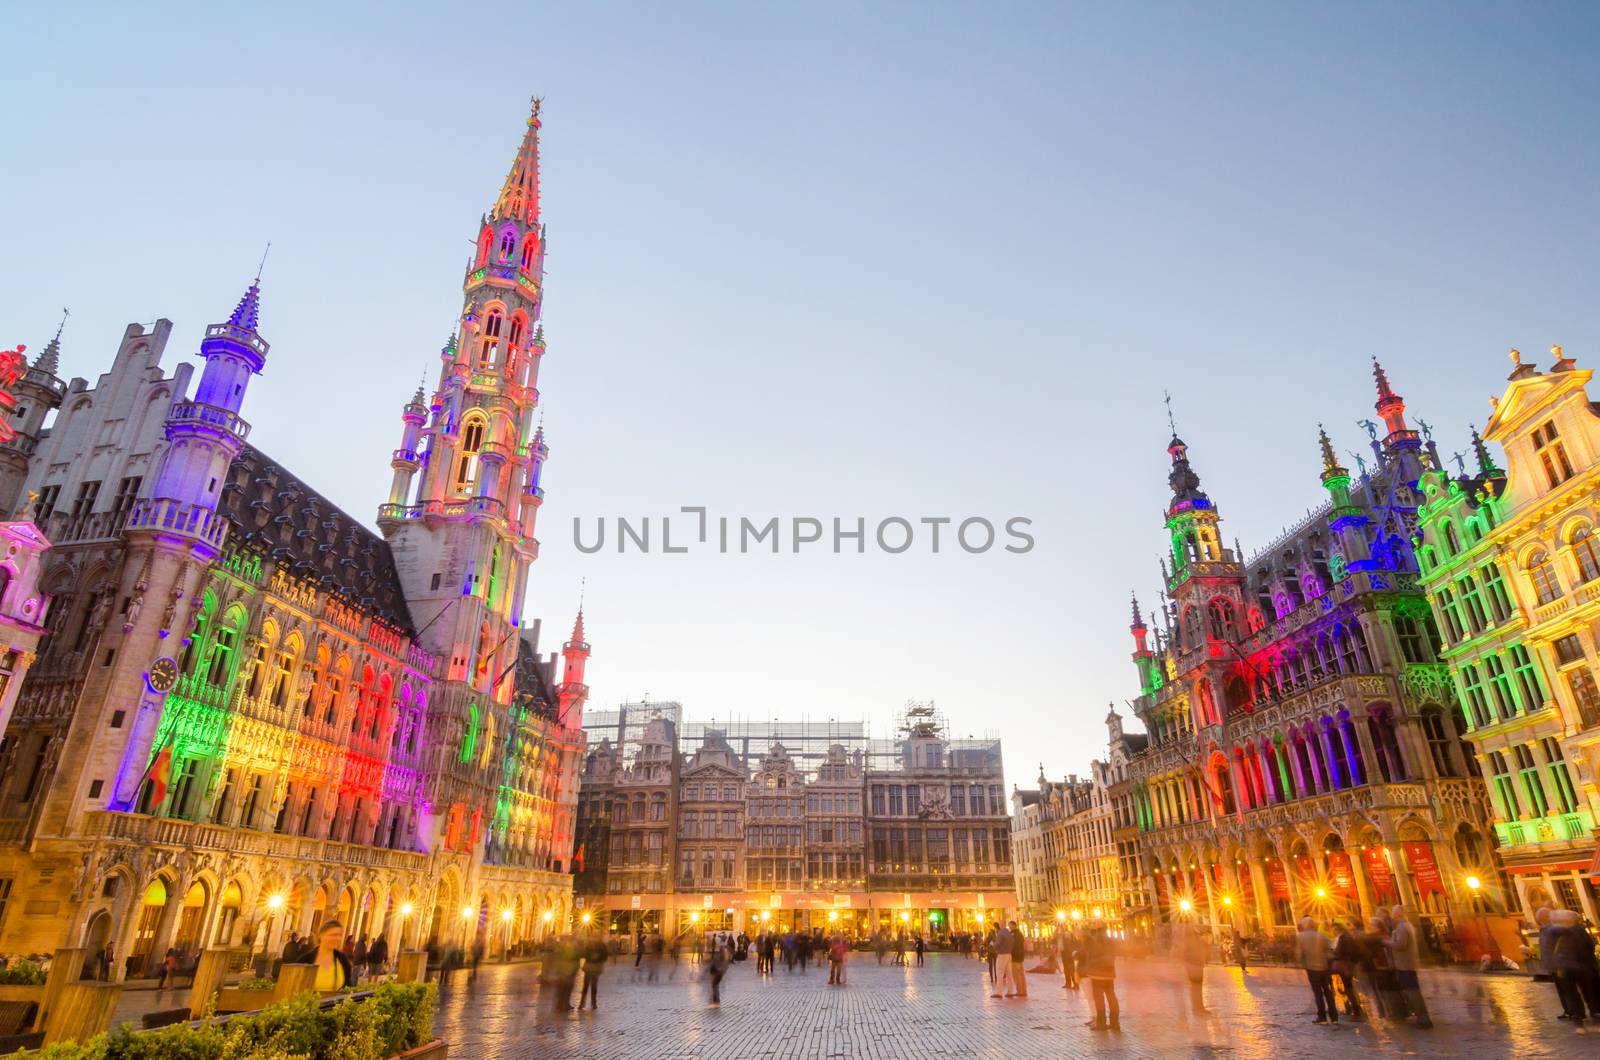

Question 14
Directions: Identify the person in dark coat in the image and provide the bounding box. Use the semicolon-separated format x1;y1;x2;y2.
1549;909;1600;1023
579;932;607;1010
1077;924;1119;1031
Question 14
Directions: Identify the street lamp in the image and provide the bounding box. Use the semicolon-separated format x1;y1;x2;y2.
581;912;592;925
266;893;286;911
1071;909;1082;921
690;911;701;924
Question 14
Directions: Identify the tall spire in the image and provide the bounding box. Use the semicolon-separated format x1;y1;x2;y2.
1318;424;1346;477
1372;357;1396;404
33;308;67;376
1371;357;1416;448
491;97;543;225
1470;424;1498;476
227;280;263;333
1130;591;1144;630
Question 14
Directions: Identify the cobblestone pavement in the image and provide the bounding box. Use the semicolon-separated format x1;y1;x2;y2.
431;952;1590;1059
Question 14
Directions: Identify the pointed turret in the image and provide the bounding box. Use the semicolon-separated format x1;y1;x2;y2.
32;312;66;377
558;600;590;731
1470;424;1498;477
1372;358;1419;448
1318;424;1345;478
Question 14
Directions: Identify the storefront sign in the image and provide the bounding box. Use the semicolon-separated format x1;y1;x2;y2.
1327;851;1357;897
833;895;852;908
630;895;641;909
1361;847;1397;903
1403;841;1444;898
703;894;714;908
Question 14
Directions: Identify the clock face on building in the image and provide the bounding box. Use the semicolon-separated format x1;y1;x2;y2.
147;657;179;694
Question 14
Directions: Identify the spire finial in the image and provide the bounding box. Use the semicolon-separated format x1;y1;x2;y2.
34;309;66;375
1470;424;1497;476
53;307;68;345
1510;347;1521;365
1317;423;1345;476
1130;591;1144;628
1164;389;1177;438
255;241;271;284
1372;357;1395;402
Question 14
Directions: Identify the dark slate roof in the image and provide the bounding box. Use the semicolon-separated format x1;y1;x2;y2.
1123;733;1149;753
514;634;560;724
217;445;416;635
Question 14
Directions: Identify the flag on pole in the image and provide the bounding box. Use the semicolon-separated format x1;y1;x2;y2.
146;744;173;810
574;842;585;874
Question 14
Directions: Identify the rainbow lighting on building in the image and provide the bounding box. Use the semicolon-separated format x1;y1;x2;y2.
0;99;591;970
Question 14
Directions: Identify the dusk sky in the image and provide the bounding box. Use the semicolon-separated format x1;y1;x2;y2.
3;2;1597;788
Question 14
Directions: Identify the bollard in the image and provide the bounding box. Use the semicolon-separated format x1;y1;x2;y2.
38;947;86;1031
273;962;318;1003
396;951;427;984
188;948;233;1018
42;982;121;1046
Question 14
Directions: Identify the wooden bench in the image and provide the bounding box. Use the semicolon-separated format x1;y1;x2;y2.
0;1003;36;1037
140;1007;193;1030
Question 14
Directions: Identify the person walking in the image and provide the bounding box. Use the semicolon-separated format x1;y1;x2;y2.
1078;923;1120;1032
707;939;729;1007
1330;921;1367;1021
1060;929;1079;990
367;934;389;978
579;932;607;1011
634;929;646;979
798;932;811;973
1296;917;1337;1024
1548;909;1600;1023
984;930;998;983
1387;907;1433;1028
1176;921;1210;1016
1232;927;1249;974
993;921;1015;997
828;933;849;985
875;932;887;965
914;934;926;967
1009;921;1028;998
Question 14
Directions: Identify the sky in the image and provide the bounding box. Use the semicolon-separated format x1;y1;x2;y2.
3;2;1598;789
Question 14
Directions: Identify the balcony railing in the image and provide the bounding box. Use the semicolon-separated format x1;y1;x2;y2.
81;810;433;872
125;497;230;551
168;400;251;442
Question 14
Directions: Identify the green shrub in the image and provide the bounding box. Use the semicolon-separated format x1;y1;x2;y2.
21;981;436;1060
234;978;277;992
0;960;48;985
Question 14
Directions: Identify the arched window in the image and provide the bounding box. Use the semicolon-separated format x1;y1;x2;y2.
1420;708;1456;777
520;233;538;270
476;229;492;267
1324;716;1351;788
498;229;516;261
1223;673;1251;716
455;416;486;495
1366;707;1407;782
1208;598;1237;641
1442;521;1460;556
507;314;525;349
1527;549;1563;604
1182;606;1203;648
1210;754;1236;815
1337;627;1359;673
1196;679;1218;727
480;310;503;367
1573;527;1600;584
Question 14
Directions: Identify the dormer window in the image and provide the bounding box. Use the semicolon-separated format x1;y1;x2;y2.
1534;420;1575;489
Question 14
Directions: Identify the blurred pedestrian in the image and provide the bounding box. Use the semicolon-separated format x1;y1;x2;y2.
1387;907;1433;1028
1079;923;1119;1032
579;932;607;1011
1549;908;1600;1023
708;939;729;1007
1297;917;1337;1024
993;921;1015;997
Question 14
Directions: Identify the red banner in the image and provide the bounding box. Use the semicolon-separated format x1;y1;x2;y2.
1212;863;1226;891
1403;841;1444;899
1293;854;1319;887
1361;847;1397;903
1238;862;1256;902
1192;868;1208;902
1268;860;1290;900
1327;851;1357;897
1155;872;1168;904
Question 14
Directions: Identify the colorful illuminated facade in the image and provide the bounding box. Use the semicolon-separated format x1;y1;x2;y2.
1118;365;1496;948
0;101;587;971
1414;347;1600;921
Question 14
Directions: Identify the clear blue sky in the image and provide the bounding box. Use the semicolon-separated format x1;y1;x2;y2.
3;2;1597;787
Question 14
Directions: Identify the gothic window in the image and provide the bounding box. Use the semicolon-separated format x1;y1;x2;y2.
1395;615;1429;664
455;416;486;495
1207;598;1237;641
1526;549;1562;605
245;640;268;698
1367;708;1407;782
1182;606;1202;648
1420;708;1456;777
507;315;525;349
498;229;516;261
1337;627;1359;673
520;235;537;270
1441;521;1460;557
208;626;236;687
477;229;493;266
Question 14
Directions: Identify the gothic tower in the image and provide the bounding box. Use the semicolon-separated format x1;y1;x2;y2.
379;100;553;854
558;608;589;731
0;319;68;515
